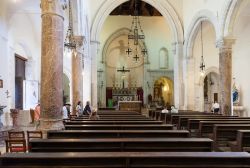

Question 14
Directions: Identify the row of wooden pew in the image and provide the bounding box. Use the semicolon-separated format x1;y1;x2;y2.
1;110;250;167
155;112;250;152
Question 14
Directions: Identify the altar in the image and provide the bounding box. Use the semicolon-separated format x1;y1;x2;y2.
113;94;136;102
118;101;142;113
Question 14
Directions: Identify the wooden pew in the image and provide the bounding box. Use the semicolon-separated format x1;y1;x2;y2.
96;111;140;115
171;113;221;127
65;124;173;130
178;116;240;130
29;138;213;152
212;124;250;151
78;114;147;118
47;130;190;139
64;120;163;125
198;121;250;137
70;118;154;121
188;117;250;131
229;130;250;152
148;109;154;118
1;152;250;167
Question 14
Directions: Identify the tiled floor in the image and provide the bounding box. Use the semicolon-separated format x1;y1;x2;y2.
0;124;36;154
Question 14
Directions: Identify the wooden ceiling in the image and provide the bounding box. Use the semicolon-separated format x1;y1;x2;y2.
110;0;162;16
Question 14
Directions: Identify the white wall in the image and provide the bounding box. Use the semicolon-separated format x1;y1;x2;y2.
232;1;250;116
100;16;174;70
183;0;225;33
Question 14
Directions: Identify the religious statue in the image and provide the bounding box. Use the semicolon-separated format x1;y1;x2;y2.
232;78;240;105
232;78;244;117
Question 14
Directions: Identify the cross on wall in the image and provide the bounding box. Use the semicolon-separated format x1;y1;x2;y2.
117;66;130;89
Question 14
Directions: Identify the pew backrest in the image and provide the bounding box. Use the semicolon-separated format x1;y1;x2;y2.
199;121;250;137
47;130;190;139
65;124;173;130
1;152;250;167
29;138;213;152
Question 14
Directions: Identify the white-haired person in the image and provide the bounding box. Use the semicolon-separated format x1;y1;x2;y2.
89;108;99;120
171;105;178;113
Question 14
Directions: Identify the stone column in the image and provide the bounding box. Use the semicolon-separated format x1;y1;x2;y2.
39;0;65;130
217;38;235;116
172;42;184;109
72;36;84;114
90;41;100;107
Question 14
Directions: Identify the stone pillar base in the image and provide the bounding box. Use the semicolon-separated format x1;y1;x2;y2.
38;118;64;131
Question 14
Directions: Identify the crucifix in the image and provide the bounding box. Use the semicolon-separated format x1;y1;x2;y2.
117;66;130;89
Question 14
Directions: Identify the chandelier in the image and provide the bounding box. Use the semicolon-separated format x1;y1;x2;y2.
200;21;205;76
126;0;147;62
64;0;76;51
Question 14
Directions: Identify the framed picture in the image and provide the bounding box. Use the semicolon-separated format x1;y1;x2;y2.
0;79;3;88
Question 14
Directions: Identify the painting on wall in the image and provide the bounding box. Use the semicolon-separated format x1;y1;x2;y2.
0;79;3;88
23;80;39;110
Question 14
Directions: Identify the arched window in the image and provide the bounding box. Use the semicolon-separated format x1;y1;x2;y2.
159;47;168;69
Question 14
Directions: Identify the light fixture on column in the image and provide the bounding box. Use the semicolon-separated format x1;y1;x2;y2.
64;0;76;52
200;21;206;76
126;0;147;62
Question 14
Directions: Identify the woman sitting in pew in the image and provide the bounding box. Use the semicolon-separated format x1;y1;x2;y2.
171;106;178;113
89;109;99;120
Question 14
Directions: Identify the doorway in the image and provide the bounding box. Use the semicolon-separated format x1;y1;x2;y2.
15;54;27;109
203;72;219;112
153;77;174;107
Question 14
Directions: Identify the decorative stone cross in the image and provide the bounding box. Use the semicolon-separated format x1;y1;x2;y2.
200;62;205;71
141;48;147;55
128;28;145;45
133;54;140;61
126;48;132;55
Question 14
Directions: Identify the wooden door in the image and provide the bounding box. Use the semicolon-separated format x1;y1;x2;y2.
15;54;27;109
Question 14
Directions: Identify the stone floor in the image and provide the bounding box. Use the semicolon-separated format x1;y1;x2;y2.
0;124;36;154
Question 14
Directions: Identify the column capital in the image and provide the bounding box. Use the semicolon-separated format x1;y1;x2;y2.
172;41;183;55
216;38;236;49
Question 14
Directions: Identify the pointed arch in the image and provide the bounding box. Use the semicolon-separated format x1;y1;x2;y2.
91;0;183;43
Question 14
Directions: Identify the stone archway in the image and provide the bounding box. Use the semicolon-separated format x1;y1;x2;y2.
221;0;244;37
201;69;219;112
90;0;184;107
91;0;183;43
183;10;219;110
